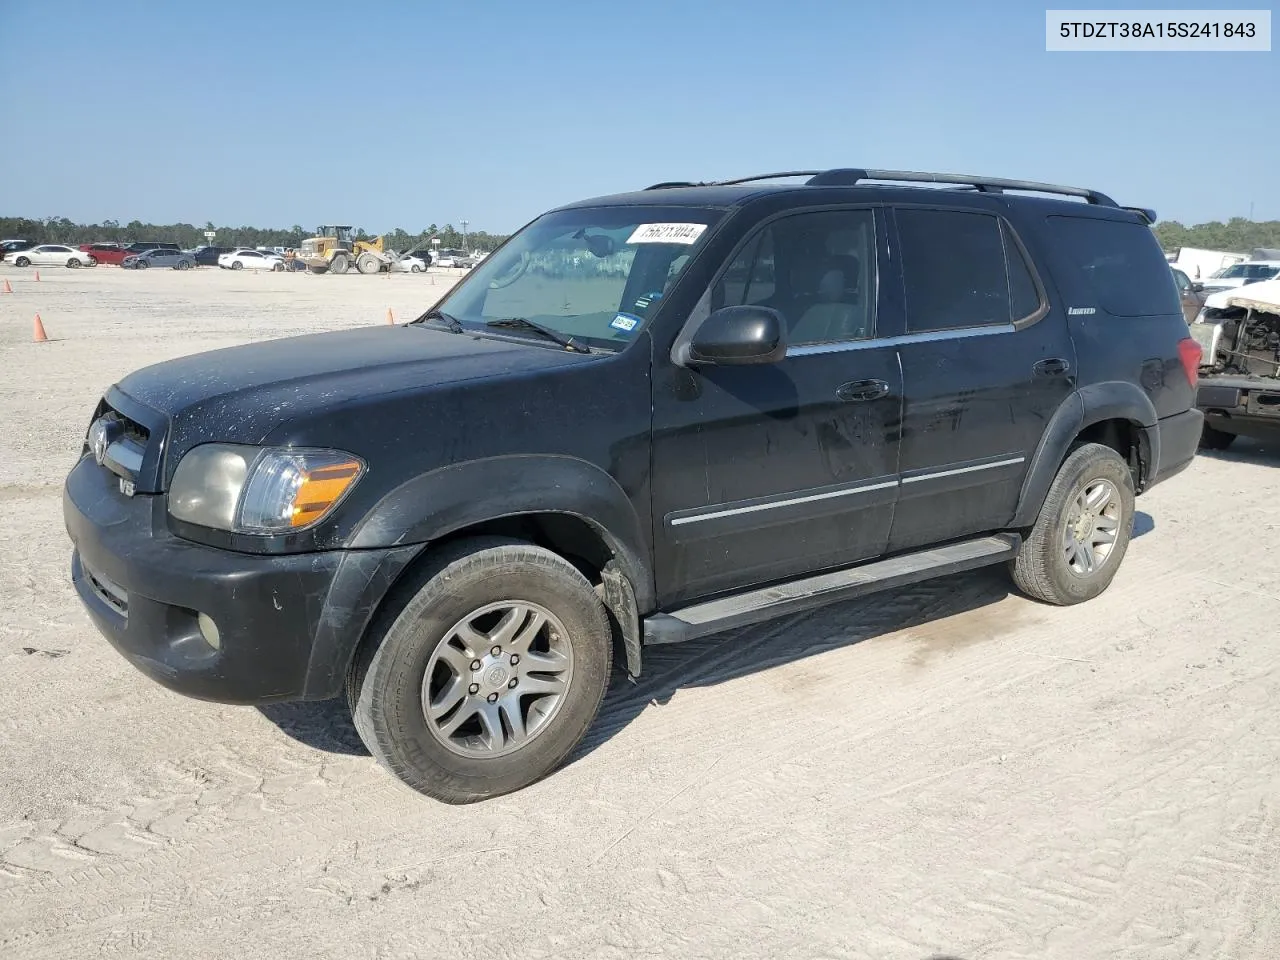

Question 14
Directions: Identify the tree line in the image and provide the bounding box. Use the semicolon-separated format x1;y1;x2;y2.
5;213;1280;258
0;217;510;254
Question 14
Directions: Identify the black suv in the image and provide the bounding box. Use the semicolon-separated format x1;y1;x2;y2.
62;168;1204;803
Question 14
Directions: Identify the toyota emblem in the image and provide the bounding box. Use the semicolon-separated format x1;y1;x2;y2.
88;418;120;466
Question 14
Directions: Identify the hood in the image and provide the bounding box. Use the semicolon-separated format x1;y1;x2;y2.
114;324;598;471
1204;277;1280;311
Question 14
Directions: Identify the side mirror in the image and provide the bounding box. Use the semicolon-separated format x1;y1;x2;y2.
687;305;787;365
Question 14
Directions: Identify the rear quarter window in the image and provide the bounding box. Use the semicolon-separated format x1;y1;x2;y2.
1047;215;1180;317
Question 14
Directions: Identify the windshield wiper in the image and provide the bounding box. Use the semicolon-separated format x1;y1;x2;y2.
485;317;591;353
409;307;463;333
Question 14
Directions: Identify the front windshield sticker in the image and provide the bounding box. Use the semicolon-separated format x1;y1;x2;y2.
610;312;641;333
627;223;708;245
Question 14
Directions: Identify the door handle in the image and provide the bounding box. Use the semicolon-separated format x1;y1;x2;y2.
836;379;890;402
1033;358;1071;377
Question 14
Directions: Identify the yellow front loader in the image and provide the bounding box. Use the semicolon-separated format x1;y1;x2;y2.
298;225;392;274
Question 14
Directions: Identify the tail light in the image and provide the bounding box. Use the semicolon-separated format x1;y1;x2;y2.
1177;337;1202;389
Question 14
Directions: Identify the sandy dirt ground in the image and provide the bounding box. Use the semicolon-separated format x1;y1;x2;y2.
1;263;1278;960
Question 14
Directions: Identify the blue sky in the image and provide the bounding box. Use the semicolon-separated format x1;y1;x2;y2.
1;1;1273;233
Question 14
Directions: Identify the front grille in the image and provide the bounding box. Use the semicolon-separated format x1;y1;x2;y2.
84;561;129;617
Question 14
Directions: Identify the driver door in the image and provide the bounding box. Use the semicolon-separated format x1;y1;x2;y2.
650;206;904;605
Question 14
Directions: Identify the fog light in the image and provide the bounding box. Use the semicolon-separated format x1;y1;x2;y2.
197;613;221;651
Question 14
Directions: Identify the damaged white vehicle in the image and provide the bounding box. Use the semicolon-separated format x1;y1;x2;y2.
1190;277;1280;450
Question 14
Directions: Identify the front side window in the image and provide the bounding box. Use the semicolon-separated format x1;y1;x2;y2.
714;208;876;345
431;206;724;350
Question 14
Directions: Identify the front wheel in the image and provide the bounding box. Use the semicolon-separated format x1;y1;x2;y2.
15;257;30;267
177;260;191;270
137;260;150;269
1010;442;1135;606
347;537;613;803
87;256;98;266
410;263;422;273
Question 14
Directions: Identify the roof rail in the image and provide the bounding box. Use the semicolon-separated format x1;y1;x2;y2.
806;167;1118;206
642;167;1130;212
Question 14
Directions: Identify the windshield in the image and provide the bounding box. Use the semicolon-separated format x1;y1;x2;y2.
429;206;724;349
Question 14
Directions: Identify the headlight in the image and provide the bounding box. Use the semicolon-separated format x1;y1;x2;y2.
168;444;364;534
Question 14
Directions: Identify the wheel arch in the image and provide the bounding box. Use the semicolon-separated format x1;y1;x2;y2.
1012;383;1158;527
302;456;653;695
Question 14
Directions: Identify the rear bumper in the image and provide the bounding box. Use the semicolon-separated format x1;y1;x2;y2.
1197;377;1280;439
1148;407;1203;488
63;454;418;705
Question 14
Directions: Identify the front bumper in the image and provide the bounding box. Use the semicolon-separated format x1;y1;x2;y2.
63;454;410;705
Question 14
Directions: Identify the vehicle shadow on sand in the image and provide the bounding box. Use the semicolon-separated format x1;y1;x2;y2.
1196;435;1280;465
259;515;1157;762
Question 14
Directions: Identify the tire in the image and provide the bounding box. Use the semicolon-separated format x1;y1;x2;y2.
137;260;150;269
330;254;350;275
1198;422;1236;451
67;258;82;268
231;261;242;270
15;257;29;267
356;253;380;274
1010;442;1135;606
410;264;422;273
347;536;613;803
272;262;284;272
87;256;98;266
177;260;191;271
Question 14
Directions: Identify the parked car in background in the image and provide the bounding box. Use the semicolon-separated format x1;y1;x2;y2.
218;248;285;271
392;253;429;273
1197;260;1280;295
192;245;232;267
7;244;95;268
123;241;181;255
433;248;475;268
1170;266;1207;324
80;243;130;266
121;248;196;270
1;239;37;259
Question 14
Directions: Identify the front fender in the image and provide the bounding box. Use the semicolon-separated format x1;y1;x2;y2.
346;454;654;611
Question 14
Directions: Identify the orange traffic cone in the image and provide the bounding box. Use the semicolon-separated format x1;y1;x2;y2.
34;271;40;282
386;307;395;325
33;314;48;342
2;278;12;294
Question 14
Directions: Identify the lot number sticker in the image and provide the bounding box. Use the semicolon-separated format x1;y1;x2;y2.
627;223;707;245
610;313;641;333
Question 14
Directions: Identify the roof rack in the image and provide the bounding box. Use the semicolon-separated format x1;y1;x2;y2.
643;167;1124;210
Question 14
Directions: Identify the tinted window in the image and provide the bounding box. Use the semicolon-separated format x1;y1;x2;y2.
897;208;1010;332
1171;268;1191;292
1047;215;1180;317
715;209;876;344
1002;220;1042;320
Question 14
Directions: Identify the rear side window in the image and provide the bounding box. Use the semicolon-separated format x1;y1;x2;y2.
896;208;1042;332
1047;215;1180;317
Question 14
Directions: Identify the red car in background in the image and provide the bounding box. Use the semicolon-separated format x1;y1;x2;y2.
79;242;129;265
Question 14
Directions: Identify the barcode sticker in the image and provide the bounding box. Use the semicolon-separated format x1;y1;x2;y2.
627;223;707;245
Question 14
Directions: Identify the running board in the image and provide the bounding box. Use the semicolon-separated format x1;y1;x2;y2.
643;533;1021;646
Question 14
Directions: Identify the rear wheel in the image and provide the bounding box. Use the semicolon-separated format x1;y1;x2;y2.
347;537;613;803
1011;442;1135;606
67;258;82;268
137;260;150;269
231;261;242;270
1198;422;1237;451
177;260;191;271
410;263;422;273
15;257;30;267
87;256;98;266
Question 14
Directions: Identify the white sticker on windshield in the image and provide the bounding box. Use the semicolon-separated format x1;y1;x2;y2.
627;223;707;245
